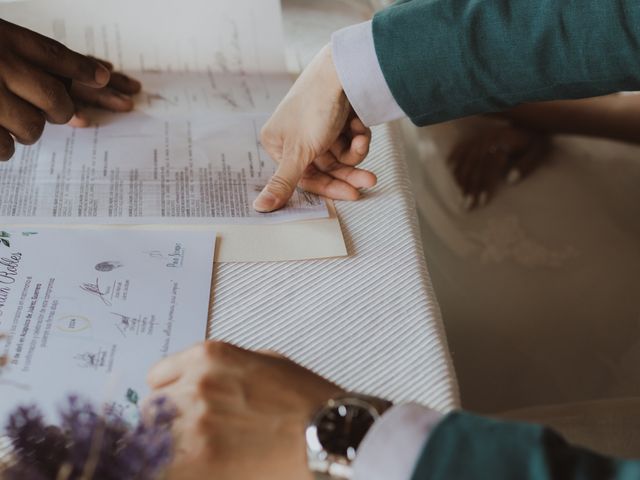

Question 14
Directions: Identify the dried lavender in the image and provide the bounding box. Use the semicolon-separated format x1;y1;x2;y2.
2;395;175;480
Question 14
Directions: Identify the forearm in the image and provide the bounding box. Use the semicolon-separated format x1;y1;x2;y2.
373;0;640;126
501;95;640;144
411;412;640;480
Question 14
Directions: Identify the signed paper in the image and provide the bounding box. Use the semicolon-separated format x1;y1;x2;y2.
0;0;331;225
0;0;288;73
0;112;327;224
0;226;216;421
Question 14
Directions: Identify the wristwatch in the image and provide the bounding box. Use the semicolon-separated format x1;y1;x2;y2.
306;393;393;479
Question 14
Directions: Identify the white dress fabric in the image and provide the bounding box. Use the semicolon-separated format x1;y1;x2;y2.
405;116;640;413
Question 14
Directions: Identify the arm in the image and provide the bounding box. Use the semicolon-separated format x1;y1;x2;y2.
148;341;640;480
256;0;640;212
501;95;640;144
411;411;640;480
373;0;640;126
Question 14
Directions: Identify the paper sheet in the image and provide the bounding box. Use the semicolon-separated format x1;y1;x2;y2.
0;226;216;422
0;0;288;73
0;111;328;224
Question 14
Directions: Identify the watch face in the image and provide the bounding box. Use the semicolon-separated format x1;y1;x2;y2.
314;400;377;460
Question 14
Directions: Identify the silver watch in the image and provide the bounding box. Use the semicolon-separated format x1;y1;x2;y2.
306;393;392;480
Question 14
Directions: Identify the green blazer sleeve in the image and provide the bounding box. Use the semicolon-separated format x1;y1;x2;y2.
411;412;640;480
372;0;640;125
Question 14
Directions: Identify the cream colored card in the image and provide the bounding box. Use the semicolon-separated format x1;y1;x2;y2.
214;202;347;263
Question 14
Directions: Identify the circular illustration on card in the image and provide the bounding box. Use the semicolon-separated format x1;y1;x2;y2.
56;315;91;333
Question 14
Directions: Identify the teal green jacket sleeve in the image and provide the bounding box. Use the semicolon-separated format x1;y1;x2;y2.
411;412;640;480
372;0;640;125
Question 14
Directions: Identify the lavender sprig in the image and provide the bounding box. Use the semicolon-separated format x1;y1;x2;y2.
2;395;175;480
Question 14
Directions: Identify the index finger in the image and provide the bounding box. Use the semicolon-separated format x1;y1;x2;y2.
7;21;110;87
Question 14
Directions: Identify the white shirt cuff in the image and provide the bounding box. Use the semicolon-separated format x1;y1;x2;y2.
331;20;406;127
352;404;443;480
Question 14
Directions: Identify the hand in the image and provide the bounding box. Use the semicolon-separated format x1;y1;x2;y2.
255;44;377;212
448;124;550;210
0;19;114;160
147;341;344;480
68;58;141;128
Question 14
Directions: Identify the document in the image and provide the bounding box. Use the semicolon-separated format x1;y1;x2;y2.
0;111;327;224
0;0;331;225
0;0;288;73
0;226;216;421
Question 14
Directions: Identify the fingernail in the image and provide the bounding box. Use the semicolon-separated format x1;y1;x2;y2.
95;64;111;86
130;78;142;91
253;190;279;212
506;168;522;185
356;144;367;155
478;191;488;207
463;195;474;211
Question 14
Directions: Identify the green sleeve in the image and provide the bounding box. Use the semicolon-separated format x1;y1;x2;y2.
411;412;640;480
372;0;640;125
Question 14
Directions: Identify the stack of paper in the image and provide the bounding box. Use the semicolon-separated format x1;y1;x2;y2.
0;0;348;261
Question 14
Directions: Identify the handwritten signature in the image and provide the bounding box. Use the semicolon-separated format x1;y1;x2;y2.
111;312;132;337
80;278;112;306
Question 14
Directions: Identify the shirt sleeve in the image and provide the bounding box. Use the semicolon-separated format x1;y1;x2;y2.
352;404;443;480
372;0;640;126
331;20;407;127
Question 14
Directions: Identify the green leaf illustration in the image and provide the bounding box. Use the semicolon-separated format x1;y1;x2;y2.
126;388;140;405
0;239;10;247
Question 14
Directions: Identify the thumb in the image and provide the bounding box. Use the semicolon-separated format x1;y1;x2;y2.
254;148;312;213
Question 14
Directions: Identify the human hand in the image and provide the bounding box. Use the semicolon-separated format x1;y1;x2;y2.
68;58;141;128
0;19;116;159
255;44;377;212
147;341;344;480
448;124;550;210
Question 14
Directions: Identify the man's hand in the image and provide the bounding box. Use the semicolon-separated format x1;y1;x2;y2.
147;341;344;480
255;44;377;212
0;19;138;160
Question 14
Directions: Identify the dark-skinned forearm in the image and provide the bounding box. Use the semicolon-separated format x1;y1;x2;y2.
500;95;640;144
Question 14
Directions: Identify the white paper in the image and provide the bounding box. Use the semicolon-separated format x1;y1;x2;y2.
0;226;216;422
0;0;330;225
136;71;293;117
0;111;327;224
0;0;288;73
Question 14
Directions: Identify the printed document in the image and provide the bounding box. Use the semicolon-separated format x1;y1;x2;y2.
0;226;216;421
0;0;330;224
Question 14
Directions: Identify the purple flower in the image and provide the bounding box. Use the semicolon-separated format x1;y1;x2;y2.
3;395;175;480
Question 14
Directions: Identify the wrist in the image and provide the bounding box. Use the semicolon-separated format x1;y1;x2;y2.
318;44;346;99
